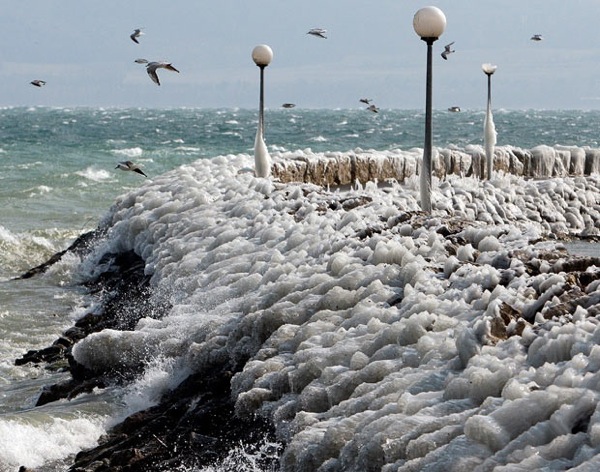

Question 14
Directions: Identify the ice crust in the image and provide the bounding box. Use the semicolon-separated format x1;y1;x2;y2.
71;148;600;470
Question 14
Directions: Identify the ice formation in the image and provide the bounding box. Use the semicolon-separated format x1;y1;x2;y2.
70;148;600;470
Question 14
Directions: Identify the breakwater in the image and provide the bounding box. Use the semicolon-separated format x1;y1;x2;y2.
272;145;600;186
10;150;600;471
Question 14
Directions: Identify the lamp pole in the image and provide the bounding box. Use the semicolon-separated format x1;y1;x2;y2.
252;44;273;178
413;6;446;213
482;63;498;180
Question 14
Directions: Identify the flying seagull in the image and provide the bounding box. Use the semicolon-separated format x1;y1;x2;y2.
531;34;543;41
134;58;149;64
441;42;455;60
359;98;372;105
307;28;327;39
30;80;46;87
130;28;144;44
146;61;180;86
116;161;147;177
282;103;296;108
366;104;379;113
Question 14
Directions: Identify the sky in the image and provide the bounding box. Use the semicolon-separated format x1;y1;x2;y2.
2;0;600;110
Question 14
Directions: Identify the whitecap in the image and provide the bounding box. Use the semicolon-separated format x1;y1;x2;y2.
76;167;112;182
0;416;106;469
26;185;52;197
111;147;143;158
174;146;201;153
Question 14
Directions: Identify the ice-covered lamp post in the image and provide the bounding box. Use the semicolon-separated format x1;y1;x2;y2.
252;44;273;178
413;6;446;213
482;63;498;180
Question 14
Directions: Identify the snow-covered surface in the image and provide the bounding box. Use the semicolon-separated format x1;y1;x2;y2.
72;149;600;470
271;145;600;187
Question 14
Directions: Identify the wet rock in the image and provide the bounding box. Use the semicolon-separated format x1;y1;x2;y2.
36;377;107;406
15;343;68;367
16;229;103;280
15;247;165;400
68;366;276;472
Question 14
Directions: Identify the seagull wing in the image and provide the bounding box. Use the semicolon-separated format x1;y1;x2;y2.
146;64;161;85
308;28;327;38
130;29;143;43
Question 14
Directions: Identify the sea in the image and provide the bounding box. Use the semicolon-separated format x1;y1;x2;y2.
0;107;599;471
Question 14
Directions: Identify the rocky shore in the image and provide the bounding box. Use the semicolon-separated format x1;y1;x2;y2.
12;150;600;471
16;234;278;471
14;219;600;471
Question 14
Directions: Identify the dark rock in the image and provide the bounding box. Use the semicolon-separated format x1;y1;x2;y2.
15;233;276;470
15;344;66;366
16;229;104;280
36;377;107;406
68;366;276;471
15;248;165;383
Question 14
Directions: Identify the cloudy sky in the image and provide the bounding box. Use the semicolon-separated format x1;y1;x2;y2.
2;1;600;110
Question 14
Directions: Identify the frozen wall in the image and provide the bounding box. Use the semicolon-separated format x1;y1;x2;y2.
272;145;600;186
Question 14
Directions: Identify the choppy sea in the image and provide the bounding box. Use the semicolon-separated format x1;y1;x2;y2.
0;107;599;471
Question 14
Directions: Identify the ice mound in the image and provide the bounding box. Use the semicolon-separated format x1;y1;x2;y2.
73;149;600;470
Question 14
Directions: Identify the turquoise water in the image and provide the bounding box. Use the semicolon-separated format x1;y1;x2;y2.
2;107;599;248
0;107;599;471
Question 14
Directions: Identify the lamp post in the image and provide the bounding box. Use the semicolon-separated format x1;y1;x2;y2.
252;44;273;178
413;6;446;213
482;63;498;180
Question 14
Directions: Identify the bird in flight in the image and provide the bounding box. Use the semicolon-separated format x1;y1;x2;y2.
366;104;379;113
134;58;149;64
146;61;180;86
441;42;455;60
30;80;46;87
359;98;372;105
282;103;296;108
130;28;144;44
530;34;543;41
115;161;147;177
307;28;327;39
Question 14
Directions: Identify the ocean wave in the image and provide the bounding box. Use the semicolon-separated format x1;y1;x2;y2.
0;226;80;280
25;185;52;197
174;146;201;154
75;167;112;182
0;415;106;470
111;147;143;158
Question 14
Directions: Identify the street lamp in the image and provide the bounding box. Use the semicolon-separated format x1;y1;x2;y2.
252;44;273;178
413;6;446;213
482;63;498;180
